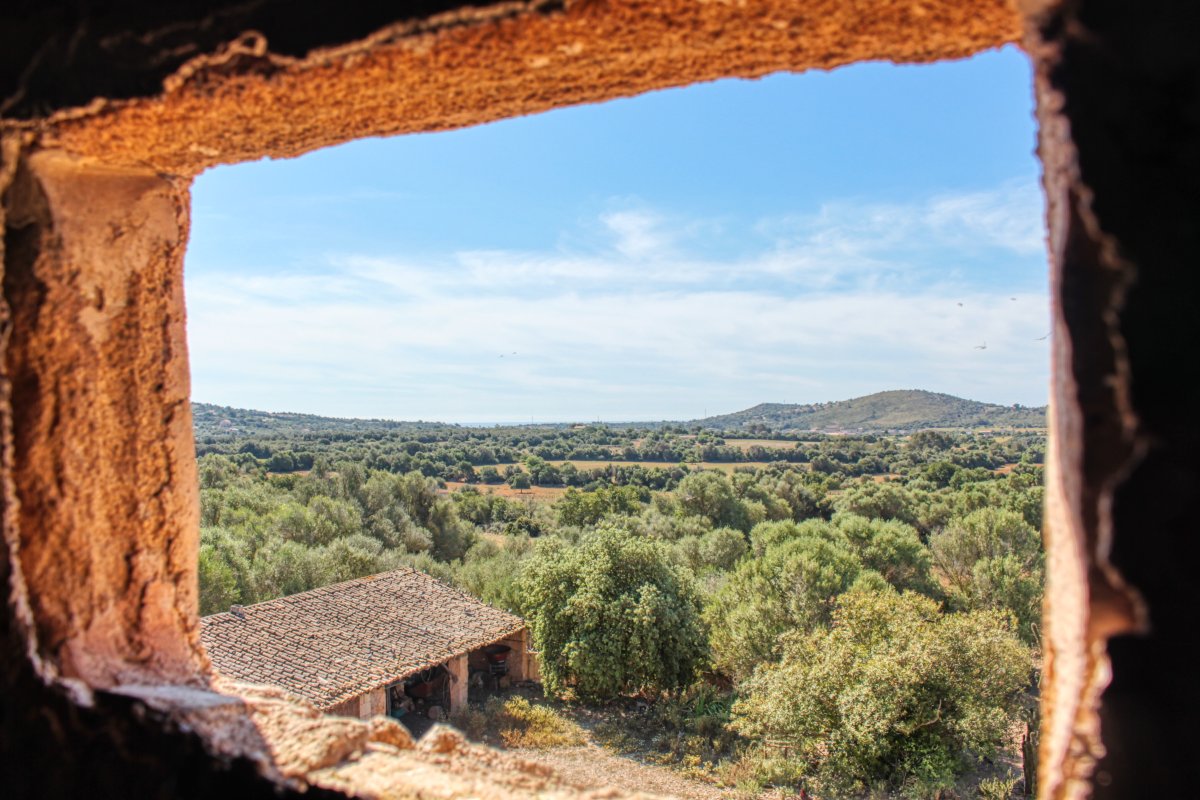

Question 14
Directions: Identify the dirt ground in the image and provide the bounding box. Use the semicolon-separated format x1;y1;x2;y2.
449;686;734;799
442;481;569;501
517;743;727;800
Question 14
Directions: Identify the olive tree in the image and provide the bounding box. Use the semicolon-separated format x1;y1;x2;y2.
732;589;1032;797
521;527;706;701
705;521;862;679
929;507;1044;643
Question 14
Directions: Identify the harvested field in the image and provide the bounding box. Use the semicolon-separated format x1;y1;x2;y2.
546;460;782;474
995;462;1043;475
549;459;679;471
443;481;569;501
720;438;804;450
471;460;781;473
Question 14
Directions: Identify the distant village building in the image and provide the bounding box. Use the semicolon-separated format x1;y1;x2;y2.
200;569;533;720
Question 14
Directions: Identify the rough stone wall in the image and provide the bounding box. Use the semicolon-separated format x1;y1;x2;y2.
359;687;388;719
326;696;360;718
2;149;201;690
1;2;514;119
2;0;1196;798
10;0;1021;175
1023;1;1200;798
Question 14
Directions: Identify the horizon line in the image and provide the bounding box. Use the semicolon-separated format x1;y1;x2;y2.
191;388;1049;427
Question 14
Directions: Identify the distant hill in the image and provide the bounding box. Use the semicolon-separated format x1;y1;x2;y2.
194;390;1046;439
691;390;1046;432
192;403;449;439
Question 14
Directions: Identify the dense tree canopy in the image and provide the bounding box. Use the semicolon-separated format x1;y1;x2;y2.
196;459;475;614
929;507;1044;642
732;590;1032;797
706;521;863;679
194;415;1045;795
521;527;707;701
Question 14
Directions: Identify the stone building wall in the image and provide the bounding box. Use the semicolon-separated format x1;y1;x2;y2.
358;687;388;719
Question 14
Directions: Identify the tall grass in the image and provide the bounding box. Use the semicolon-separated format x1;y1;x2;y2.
451;696;584;749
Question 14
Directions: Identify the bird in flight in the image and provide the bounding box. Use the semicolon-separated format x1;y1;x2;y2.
1034;332;1050;341
974;341;988;350
956;302;964;307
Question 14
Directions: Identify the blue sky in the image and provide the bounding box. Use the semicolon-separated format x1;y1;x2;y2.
186;45;1048;423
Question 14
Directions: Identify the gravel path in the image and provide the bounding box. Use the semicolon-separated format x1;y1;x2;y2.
514;744;727;800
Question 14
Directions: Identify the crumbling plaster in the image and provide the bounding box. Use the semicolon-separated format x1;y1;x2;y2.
2;0;1195;798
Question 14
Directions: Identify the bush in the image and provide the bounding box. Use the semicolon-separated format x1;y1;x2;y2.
930;508;1044;643
449;696;583;748
555;485;642;527
978;775;1021;800
521;527;707;701
706;521;861;680
198;527;251;615
453;536;533;614
833;513;939;597
448;705;490;741
731;590;1032;797
491;697;585;749
676;471;753;529
644;685;741;766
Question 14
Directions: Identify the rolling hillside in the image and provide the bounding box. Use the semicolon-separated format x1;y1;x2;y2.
194;389;1045;439
691;390;1045;432
192;403;448;439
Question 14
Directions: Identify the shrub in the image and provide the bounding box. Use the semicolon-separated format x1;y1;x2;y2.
930;507;1044;643
706;522;861;680
453;536;532;614
448;705;490;741
978;775;1021;800
731;590;1032;797
197;527;251;615
492;697;585;749
676;471;754;529
449;696;583;748
555;485;643;527
521;527;707;701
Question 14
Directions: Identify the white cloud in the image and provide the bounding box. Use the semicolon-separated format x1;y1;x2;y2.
187;182;1050;420
320;180;1047;295
600;209;675;260
756;178;1046;280
924;180;1046;255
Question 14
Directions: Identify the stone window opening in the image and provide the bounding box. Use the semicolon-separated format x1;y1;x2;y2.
1;2;1194;799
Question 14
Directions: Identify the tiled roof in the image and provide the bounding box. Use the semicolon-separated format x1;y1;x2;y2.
200;568;525;710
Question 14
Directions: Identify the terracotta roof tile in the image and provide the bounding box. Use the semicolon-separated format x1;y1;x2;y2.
200;568;524;709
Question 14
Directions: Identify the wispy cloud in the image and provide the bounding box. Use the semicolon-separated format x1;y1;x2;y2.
756;178;1046;281
924;180;1047;255
600;209;676;260
187;181;1049;421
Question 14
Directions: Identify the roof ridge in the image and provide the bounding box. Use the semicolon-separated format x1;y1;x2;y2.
201;565;426;619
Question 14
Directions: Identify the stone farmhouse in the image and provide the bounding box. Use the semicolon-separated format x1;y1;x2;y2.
200;569;533;719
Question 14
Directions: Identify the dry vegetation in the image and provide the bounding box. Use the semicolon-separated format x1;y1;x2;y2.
443;481;570;501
